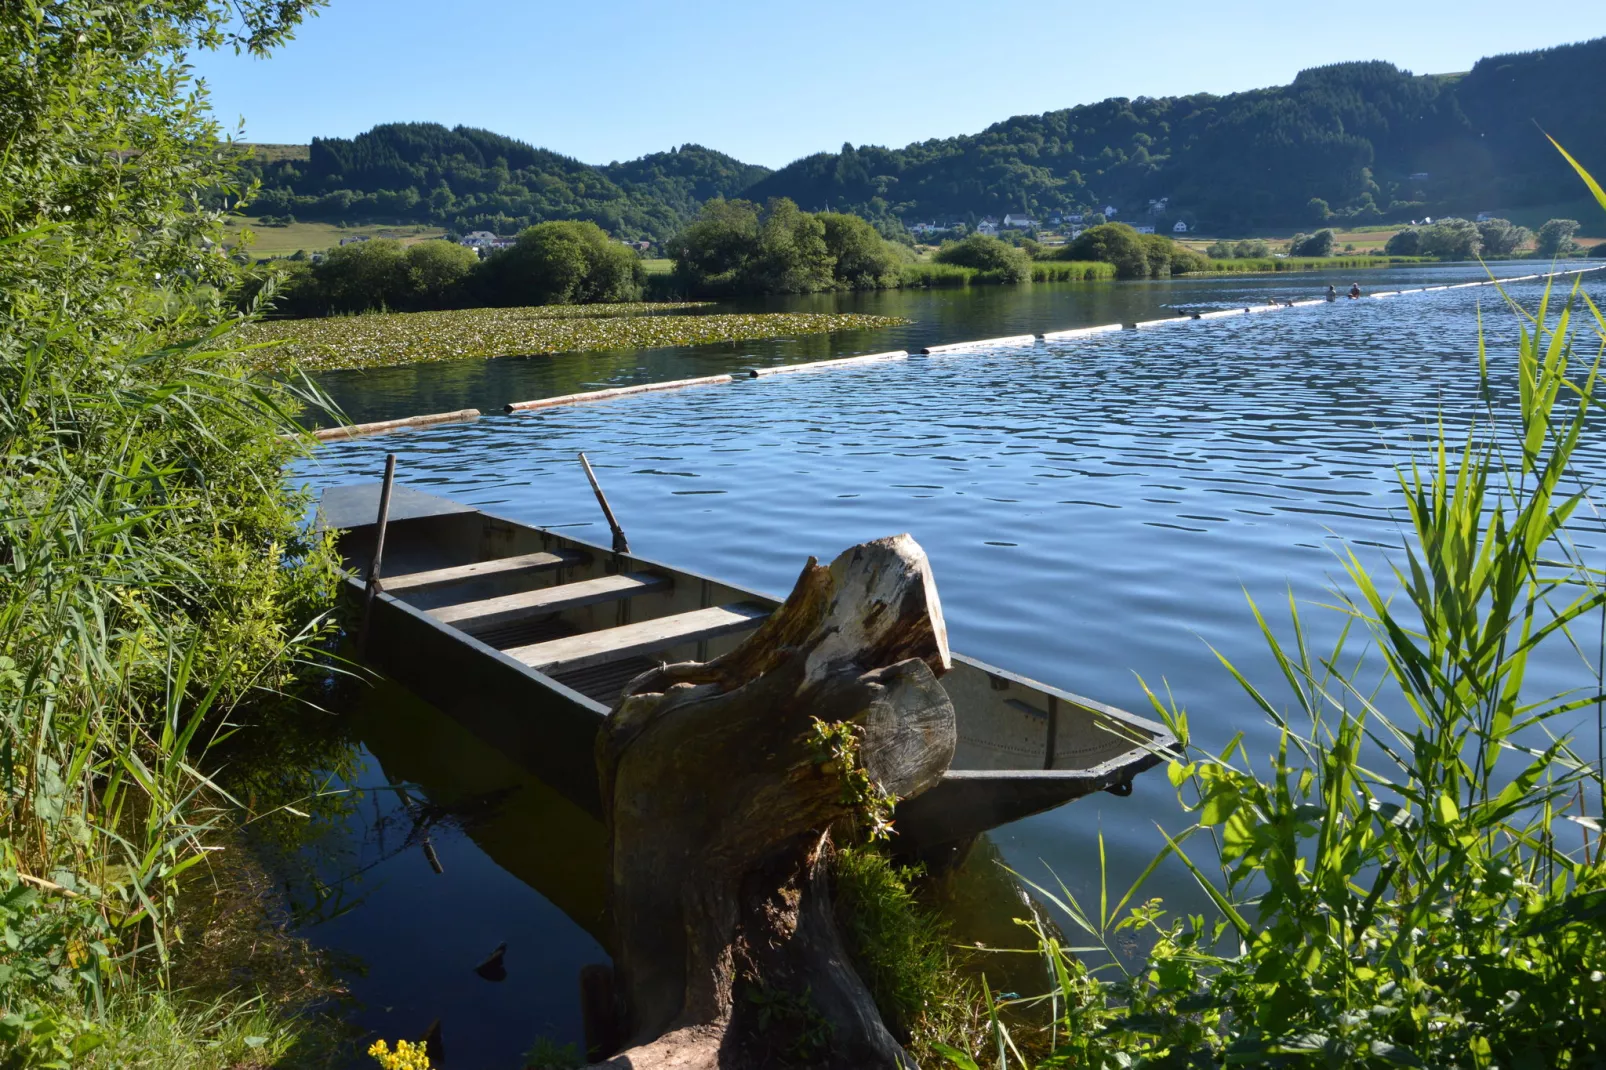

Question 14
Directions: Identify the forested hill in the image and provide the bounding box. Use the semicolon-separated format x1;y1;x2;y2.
747;37;1605;231
244;36;1603;238
243;123;770;240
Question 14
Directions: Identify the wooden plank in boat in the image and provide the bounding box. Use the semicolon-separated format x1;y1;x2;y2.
509;603;769;674
430;571;670;631
384;549;591;594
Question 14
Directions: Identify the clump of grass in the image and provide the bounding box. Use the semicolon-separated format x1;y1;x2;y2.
833;846;984;1058
899;262;979;288
1029;261;1116;282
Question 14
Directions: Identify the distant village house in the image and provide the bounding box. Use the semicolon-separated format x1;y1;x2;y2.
1172;220;1189;233
1002;213;1036;229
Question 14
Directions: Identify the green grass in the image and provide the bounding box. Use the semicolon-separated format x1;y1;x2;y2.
639;257;675;275
246;304;909;372
1030;260;1117;282
1182;254;1421;273
224;218;446;257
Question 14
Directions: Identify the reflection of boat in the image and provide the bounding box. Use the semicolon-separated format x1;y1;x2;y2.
356;670;1064;998
321;483;1173;858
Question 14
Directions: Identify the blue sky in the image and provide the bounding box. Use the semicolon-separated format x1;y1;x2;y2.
191;0;1606;169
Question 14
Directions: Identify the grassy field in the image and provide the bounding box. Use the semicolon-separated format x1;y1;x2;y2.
1178;227;1405;255
242;141;310;162
246;304;908;373
224;217;446;257
640;257;675;275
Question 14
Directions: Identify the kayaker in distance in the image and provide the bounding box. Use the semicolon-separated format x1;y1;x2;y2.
1349;283;1362;299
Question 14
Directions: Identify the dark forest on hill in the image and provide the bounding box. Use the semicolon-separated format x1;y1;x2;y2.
242;36;1605;239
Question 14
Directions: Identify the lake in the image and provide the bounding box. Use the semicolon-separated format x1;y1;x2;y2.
281;263;1606;1067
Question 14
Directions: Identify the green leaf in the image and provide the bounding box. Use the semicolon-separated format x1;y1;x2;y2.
929;1042;981;1070
1547;134;1606;214
1513;888;1606;936
1199;785;1242;826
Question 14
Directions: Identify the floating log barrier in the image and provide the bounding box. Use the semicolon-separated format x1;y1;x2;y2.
921;334;1037;354
744;350;909;377
593;535;954;1068
1133;316;1192;329
1195;308;1248;320
311;409;480;441
505;374;735;414
1039;323;1124;340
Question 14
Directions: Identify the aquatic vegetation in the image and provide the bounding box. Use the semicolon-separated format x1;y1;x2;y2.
246;305;908;373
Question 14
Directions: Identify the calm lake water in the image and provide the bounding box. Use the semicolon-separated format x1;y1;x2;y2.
282;263;1606;1067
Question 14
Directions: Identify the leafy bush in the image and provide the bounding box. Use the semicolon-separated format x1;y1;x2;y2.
1475;216;1532;255
1206;239;1272;260
668;197;905;295
1536;217;1580;256
933;235;1032;282
820;212;906;289
1062;223;1150;278
1289;227;1335;256
1385;227;1423;256
1418;217;1482;259
483;220;644;305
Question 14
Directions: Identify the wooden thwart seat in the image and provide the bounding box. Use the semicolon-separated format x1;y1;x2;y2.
381;549;590;594
430;571;670;632
508;603;770;675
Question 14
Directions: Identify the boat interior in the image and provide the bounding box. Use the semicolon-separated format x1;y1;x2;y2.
325;484;1171;785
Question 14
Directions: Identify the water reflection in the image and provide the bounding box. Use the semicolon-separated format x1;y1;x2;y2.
268;671;1050;1067
260;677;605;1069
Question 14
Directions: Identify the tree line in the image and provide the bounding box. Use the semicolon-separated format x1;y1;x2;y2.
259;221;644;316
1384;216;1580;258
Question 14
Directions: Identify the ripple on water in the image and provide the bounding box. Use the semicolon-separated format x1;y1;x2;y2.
292;266;1606;969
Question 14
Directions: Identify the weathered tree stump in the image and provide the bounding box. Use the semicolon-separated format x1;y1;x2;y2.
592;535;956;1069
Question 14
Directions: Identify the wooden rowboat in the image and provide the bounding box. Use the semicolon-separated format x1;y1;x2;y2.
320;482;1174;860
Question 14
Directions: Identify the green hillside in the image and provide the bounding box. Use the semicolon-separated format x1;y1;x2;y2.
243;124;768;241
744;38;1606;232
242;36;1605;239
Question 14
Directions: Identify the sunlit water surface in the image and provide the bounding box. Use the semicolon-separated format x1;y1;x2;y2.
283;264;1606;1066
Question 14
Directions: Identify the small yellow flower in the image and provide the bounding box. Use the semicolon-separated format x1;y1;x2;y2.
368;1038;434;1070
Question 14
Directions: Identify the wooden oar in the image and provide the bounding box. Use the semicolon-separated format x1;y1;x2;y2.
359;453;397;654
579;452;629;555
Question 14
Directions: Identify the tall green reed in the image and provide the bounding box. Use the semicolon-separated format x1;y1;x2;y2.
2;1;338;1059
